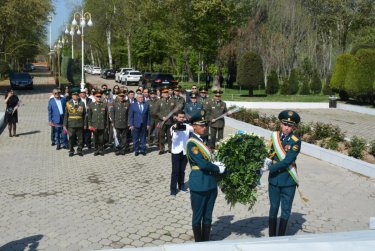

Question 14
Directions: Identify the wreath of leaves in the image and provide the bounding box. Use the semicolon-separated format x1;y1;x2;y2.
216;133;268;210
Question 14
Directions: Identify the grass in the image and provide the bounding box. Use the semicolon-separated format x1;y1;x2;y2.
179;81;332;102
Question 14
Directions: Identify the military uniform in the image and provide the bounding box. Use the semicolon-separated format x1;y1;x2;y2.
88;95;108;155
186;112;224;242
156;91;176;153
147;93;159;146
266;110;301;237
111;94;130;155
63;90;86;157
206;91;227;148
184;96;203;123
102;92;114;147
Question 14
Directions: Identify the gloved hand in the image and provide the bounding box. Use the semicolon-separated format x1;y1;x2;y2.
261;158;272;172
213;161;226;174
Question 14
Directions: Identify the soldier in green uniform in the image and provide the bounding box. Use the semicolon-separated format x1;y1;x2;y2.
262;110;302;237
173;85;185;110
88;91;108;156
147;88;159;146
206;90;227;148
186;111;226;242
102;90;114;148
197;87;209;104
111;91;130;155
156;88;176;154
63;88;86;157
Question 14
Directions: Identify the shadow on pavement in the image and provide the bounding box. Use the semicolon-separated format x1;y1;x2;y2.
0;234;43;251
16;130;41;136
211;212;306;240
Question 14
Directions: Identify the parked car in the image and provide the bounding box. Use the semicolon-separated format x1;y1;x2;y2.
150;73;178;89
84;65;90;73
91;66;101;75
23;63;35;72
101;69;116;79
120;70;142;85
10;72;34;90
115;67;134;82
142;72;152;87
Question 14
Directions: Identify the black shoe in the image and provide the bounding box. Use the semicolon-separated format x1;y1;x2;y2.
69;152;74;157
158;150;165;155
56;145;61;150
100;151;104;156
78;152;83;157
141;152;146;156
278;218;288;236
135;152;139;156
51;143;56;146
62;145;69;149
202;224;211;241
168;149;171;153
115;151;120;156
192;225;202;242
269;217;277;237
94;151;99;156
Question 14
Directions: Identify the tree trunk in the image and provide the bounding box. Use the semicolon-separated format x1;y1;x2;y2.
183;51;193;82
126;33;131;68
106;28;113;69
90;46;95;66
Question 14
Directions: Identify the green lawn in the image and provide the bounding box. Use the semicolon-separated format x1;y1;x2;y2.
179;82;332;102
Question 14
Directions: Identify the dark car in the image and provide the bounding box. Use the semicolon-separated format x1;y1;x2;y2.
10;72;33;90
23;63;35;72
100;69;116;79
150;73;178;89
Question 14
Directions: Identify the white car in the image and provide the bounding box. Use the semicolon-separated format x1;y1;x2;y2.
120;70;142;85
115;67;134;82
91;66;101;75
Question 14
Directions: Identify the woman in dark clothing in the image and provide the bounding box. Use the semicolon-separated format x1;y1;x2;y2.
4;89;20;137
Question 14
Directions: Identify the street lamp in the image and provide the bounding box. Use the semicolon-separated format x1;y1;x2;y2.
54;39;64;87
47;15;53;51
65;24;79;59
71;9;93;90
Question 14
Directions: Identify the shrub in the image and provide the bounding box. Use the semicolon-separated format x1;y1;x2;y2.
299;81;310;95
266;70;279;94
369;140;375;157
300;57;314;84
327;137;340;150
288;69;299;95
237;51;264;96
310;70;322;94
348;136;366;159
295;122;312;138
280;78;289;95
331;54;354;93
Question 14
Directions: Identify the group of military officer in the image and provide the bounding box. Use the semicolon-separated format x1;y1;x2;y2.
61;84;228;156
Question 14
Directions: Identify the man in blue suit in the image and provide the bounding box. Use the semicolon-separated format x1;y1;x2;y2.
48;88;68;150
129;94;151;156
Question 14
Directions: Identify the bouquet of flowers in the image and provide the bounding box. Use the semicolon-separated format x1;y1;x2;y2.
216;131;268;209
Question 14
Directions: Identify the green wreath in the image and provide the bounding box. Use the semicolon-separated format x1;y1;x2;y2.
215;131;268;209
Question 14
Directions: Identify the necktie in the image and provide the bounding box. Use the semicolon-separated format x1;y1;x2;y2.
139;103;143;112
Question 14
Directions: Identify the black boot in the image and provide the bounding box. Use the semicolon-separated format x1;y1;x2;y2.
278;218;288;236
202;224;211;241
269;217;277;237
192;225;202;242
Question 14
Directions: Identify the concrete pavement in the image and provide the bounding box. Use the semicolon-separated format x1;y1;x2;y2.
0;73;374;250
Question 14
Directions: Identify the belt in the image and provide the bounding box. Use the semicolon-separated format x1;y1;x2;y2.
191;166;200;170
69;116;83;119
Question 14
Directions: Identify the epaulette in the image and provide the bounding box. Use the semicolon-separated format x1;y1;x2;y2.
291;135;299;142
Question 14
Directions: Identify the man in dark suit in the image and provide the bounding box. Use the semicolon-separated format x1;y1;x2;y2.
48;88;68;150
129;94;151;156
79;89;92;148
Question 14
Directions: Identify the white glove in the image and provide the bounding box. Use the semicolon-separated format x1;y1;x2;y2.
213;161;226;174
261;158;272;172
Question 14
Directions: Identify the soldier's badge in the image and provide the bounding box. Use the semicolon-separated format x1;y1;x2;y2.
78;107;83;112
192;147;199;155
288;111;294;116
284;145;291;151
293;145;299;151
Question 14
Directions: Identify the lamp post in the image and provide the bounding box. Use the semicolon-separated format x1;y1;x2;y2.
64;24;79;59
47;15;53;71
71;9;93;90
54;39;64;87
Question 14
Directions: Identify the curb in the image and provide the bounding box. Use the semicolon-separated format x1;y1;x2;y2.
225;116;375;179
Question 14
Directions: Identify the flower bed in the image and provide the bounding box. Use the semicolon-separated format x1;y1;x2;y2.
230;107;375;164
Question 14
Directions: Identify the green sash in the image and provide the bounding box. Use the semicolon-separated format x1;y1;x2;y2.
186;137;212;163
271;131;299;185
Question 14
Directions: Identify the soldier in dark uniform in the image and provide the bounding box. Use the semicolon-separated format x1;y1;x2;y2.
88;91;108;156
63;88;86;157
147;88;159;146
156;88;176;154
262;110;302;237
111;91;130;155
206;90;227;148
79;89;92;149
173;85;185;110
184;93;203;123
186;111;226;242
102;90;114;148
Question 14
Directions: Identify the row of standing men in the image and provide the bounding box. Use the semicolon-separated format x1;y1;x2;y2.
48;84;228;157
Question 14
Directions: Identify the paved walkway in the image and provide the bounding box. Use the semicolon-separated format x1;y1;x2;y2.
0;73;374;250
251;109;375;142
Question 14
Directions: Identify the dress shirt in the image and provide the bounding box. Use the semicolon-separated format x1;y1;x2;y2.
170;123;193;155
55;98;63;115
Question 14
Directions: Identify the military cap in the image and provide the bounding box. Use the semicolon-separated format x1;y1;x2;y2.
103;90;111;95
161;88;169;93
174;85;182;91
117;91;126;97
190;110;208;125
213;89;223;96
71;87;80;95
191;93;198;98
149;88;156;94
199;87;208;93
278;110;301;125
94;91;102;97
